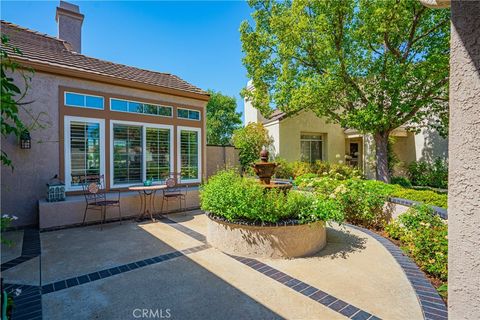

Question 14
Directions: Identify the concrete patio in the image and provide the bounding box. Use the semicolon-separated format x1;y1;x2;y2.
2;210;434;320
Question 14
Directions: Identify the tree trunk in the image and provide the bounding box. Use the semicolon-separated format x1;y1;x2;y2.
374;132;390;183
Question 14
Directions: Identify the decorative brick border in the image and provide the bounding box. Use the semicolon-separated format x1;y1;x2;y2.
1;228;41;272
41;244;209;295
389;197;447;219
229;254;381;320
161;215;382;320
348;224;448;320
3;283;42;320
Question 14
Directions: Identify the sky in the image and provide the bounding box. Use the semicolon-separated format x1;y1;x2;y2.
0;1;254;120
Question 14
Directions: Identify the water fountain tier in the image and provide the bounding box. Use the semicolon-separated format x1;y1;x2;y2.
252;149;292;191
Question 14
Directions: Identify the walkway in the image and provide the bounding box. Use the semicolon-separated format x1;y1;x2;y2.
1;210;439;320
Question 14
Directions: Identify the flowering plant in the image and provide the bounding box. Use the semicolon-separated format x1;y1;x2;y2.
1;214;18;246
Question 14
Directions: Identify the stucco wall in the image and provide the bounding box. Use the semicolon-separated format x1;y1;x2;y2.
1;71;207;227
265;121;280;156
448;2;480;318
414;127;448;162
278;110;346;163
206;145;240;178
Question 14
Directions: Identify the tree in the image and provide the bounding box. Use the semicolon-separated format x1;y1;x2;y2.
240;0;450;182
1;35;33;168
206;90;242;145
232;122;272;172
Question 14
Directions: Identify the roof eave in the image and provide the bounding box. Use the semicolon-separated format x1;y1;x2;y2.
13;57;210;102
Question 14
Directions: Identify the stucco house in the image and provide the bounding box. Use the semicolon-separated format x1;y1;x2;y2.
1;2;209;228
244;81;448;178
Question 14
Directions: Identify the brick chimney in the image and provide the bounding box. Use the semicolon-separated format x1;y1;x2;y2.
56;1;84;53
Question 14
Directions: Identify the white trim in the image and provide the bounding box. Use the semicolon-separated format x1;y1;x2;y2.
64;91;104;110
109;97;173;118
177;107;201;121
110;120;174;188
177;126;202;183
64;116;106;191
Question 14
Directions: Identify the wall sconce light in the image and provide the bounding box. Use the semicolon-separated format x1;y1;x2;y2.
20;130;31;149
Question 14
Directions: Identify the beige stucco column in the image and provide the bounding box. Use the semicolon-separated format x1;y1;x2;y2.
448;1;480;319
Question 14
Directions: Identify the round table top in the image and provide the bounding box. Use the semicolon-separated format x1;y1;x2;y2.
128;184;167;191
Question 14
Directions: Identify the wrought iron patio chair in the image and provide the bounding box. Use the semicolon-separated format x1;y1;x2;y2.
160;172;188;215
80;175;122;230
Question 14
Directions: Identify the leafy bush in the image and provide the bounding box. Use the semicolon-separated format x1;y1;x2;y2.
295;176;347;196
201;170;344;224
273;157;294;179
274;159;362;180
317;162;363;180
407;158;448;189
294;176;388;228
1;214;18;246
334;179;389;229
390;188;447;208
391;176;412;188
232;123;273;172
291;161;313;178
385;206;448;281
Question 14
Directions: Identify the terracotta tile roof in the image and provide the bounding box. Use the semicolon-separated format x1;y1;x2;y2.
1;21;208;97
263;109;287;124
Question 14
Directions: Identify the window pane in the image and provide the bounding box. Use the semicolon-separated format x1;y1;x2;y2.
146;128;170;182
65;93;84;107
180;130;199;180
300;134;323;163
113;124;142;184
85;96;104;109
144;104;158;115
188;110;200;120
311;141;322;161
111;99;128;112
300;141;310;162
158;106;172;117
301;134;322;140
128;102;143;113
70;121;100;186
177;109;189;119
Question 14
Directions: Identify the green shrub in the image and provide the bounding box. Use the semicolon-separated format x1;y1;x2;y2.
336;179;389;229
295;176;388;228
291;161;313;178
408;158;448;189
232;123;273;172
390;188;447;208
274;159;362;180
200;170;344;224
385;206;448;281
274;157;294;179
391;176;412;188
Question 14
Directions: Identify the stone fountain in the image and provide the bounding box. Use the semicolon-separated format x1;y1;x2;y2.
252;149;292;191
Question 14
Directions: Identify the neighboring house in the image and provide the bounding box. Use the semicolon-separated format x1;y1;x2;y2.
244;81;448;178
1;2;209;227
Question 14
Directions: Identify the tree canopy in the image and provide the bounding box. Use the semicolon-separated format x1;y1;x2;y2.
240;0;450;181
206;90;242;146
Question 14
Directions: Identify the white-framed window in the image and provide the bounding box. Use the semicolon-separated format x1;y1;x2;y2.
177;108;201;121
64;116;105;191
177;126;202;183
110;98;172;117
64;92;104;109
300;133;323;163
110;120;174;188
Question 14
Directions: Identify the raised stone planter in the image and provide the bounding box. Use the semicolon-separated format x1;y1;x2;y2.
206;214;327;259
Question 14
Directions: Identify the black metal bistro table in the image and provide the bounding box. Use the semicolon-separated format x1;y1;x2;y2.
128;184;167;221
